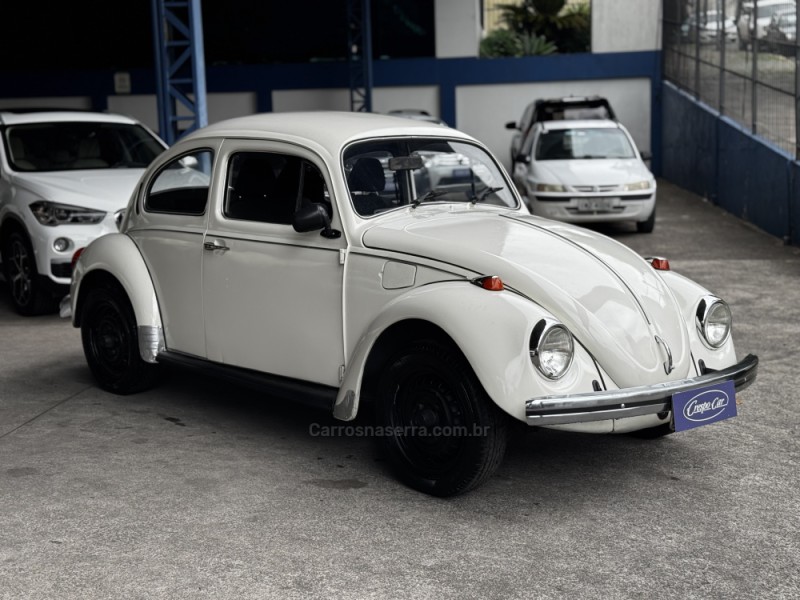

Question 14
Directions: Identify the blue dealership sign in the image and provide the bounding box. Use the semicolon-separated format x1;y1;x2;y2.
672;380;737;432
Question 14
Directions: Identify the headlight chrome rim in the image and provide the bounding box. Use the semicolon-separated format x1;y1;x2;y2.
530;319;574;380
696;296;732;349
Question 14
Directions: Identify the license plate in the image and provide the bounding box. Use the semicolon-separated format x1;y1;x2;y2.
672;380;737;432
452;168;471;178
576;197;616;212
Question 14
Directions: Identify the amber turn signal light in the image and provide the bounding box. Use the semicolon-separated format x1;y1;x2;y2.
648;257;670;271
473;275;504;291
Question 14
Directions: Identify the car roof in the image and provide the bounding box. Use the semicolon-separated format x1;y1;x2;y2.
540;119;621;131
180;111;471;150
0;109;141;126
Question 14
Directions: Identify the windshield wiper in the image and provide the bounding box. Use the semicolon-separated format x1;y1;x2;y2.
470;186;504;204
410;189;447;208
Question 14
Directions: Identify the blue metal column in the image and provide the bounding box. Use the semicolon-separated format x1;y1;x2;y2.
347;0;373;112
151;0;208;144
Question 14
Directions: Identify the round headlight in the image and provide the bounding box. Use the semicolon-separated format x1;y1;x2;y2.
697;297;732;348
530;320;574;380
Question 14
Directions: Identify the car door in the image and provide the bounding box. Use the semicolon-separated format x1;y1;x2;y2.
201;140;346;387
130;145;218;357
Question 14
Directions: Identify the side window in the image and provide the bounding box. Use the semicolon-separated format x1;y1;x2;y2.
224;151;329;225
145;150;213;215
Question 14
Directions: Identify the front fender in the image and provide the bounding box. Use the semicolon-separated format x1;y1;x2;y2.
334;281;601;423
658;270;737;370
71;233;162;361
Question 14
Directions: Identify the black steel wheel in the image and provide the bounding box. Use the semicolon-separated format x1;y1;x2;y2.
2;231;55;315
375;339;508;497
80;283;159;394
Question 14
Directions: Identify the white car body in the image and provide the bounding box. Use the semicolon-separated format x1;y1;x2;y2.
0;110;167;314
514;119;657;231
68;111;758;496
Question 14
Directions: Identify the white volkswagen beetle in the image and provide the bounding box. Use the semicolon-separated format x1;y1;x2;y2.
69;112;758;497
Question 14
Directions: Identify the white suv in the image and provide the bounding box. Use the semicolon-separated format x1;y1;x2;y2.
0;109;167;315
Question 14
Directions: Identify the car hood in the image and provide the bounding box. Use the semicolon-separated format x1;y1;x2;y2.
11;169;144;212
362;208;690;388
535;159;652;187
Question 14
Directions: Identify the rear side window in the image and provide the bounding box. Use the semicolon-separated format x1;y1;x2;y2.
145;150;213;215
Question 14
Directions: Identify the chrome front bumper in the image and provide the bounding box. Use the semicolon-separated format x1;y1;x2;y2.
525;354;758;426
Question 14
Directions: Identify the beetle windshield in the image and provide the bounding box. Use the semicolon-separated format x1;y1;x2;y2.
343;138;518;217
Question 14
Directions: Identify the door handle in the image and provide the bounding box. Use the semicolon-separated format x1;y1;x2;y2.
203;240;229;252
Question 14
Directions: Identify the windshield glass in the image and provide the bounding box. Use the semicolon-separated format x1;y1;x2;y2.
5;121;165;172
534;128;636;161
343;138;517;217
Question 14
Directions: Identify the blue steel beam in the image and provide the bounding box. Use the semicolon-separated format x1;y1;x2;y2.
151;0;208;144
347;0;373;112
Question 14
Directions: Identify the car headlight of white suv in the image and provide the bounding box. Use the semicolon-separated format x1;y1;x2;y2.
30;201;106;226
530;319;574;379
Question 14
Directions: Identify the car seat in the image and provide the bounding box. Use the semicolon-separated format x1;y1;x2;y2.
348;157;387;215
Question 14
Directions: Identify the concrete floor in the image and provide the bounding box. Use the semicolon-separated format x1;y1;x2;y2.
1;180;799;599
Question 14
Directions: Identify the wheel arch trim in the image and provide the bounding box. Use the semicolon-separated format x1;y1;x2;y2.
71;233;163;363
334;282;592;422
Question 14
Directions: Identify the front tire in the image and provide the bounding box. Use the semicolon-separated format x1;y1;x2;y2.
375;339;508;497
2;230;57;316
80;283;159;394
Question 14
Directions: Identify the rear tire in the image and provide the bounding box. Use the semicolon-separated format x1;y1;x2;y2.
375;338;508;497
80;282;160;394
2;230;57;316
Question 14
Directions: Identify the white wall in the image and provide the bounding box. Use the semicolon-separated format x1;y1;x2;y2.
108;92;258;134
456;78;653;170
435;0;481;58
272;86;440;119
592;0;662;52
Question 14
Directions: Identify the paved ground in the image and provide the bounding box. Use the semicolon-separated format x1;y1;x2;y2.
1;180;798;599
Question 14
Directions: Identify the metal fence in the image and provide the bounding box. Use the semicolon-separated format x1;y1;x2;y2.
663;0;799;158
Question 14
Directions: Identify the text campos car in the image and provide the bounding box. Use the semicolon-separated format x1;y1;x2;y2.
0;109;167;315
68;111;758;497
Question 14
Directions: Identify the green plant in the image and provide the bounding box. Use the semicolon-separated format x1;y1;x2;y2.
479;28;559;57
497;0;590;54
519;32;557;55
480;28;521;57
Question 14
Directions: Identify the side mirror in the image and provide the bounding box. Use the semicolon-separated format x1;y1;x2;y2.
640;150;652;161
514;153;531;165
505;121;518;130
292;203;341;239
